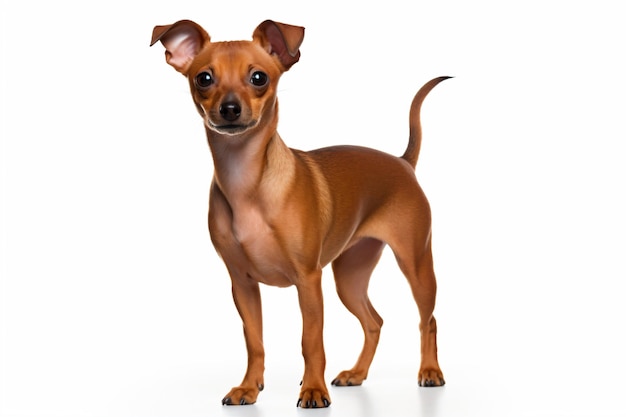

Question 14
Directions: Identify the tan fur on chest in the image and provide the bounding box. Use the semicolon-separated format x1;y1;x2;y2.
230;206;295;286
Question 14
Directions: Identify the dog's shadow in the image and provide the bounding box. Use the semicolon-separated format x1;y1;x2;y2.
331;382;444;416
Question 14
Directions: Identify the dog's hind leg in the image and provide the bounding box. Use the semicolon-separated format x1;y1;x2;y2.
390;236;445;387
330;237;385;386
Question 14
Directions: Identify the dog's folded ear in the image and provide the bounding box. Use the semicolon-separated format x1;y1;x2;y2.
151;20;211;74
253;20;304;71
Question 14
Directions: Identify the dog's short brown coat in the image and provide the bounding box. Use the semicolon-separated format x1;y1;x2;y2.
151;20;447;408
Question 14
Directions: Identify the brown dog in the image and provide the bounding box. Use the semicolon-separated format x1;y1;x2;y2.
151;19;447;408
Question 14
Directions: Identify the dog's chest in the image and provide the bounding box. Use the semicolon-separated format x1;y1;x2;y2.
232;207;270;247
230;207;293;285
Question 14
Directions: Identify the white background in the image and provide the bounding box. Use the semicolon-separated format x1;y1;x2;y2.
2;1;625;416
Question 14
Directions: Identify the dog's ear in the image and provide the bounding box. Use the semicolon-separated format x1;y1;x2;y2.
151;20;210;74
253;20;304;71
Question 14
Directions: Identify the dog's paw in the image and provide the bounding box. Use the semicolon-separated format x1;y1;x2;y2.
331;370;366;387
418;368;445;387
297;386;331;408
222;384;263;405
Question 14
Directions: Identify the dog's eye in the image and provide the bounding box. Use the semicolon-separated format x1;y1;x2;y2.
250;71;268;87
195;72;214;88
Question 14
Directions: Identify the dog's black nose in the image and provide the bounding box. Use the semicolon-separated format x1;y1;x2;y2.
219;101;242;122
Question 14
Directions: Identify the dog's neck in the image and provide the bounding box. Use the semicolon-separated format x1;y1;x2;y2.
205;116;296;209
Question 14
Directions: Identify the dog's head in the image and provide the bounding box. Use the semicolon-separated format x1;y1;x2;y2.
151;20;304;137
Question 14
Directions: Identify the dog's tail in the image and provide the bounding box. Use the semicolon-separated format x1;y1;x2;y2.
401;76;452;168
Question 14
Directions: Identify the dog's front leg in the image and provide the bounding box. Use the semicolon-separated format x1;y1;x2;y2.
296;270;331;408
222;278;265;405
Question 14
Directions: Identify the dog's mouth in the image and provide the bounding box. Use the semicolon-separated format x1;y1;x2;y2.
208;121;257;135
